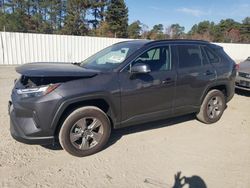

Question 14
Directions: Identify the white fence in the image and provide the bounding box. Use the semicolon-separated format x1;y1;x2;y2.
0;32;249;65
0;32;128;65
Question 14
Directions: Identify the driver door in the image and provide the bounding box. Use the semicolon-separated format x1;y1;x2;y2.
119;45;176;127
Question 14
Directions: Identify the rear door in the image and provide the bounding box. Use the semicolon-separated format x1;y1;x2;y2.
174;44;217;114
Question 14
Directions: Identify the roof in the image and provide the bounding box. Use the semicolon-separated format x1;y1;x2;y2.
117;39;211;46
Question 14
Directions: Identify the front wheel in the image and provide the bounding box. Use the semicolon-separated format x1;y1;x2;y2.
196;89;226;124
59;106;111;157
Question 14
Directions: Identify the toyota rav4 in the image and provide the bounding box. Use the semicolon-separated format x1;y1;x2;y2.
9;40;236;157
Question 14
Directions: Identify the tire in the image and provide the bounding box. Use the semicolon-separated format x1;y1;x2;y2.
59;106;111;157
196;89;226;124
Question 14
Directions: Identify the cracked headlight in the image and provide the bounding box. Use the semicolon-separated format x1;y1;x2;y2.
16;84;60;98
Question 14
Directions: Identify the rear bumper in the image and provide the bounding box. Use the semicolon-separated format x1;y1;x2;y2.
9;102;55;145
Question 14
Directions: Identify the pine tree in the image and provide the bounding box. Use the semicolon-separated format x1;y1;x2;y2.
128;20;142;39
89;0;107;30
62;0;91;36
106;0;128;38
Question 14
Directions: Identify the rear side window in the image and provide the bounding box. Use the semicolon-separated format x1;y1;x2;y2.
204;47;220;64
178;45;202;68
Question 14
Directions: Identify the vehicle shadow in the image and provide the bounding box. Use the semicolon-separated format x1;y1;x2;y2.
235;88;250;97
41;142;62;150
144;171;207;188
106;114;195;149
42;114;195;151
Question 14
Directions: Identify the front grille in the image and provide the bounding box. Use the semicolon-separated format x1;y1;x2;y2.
238;72;250;79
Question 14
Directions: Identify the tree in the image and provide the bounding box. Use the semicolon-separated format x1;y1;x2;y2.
214;19;240;42
147;24;166;40
152;24;163;34
225;28;241;43
188;21;215;41
89;0;108;30
242;17;250;25
95;21;112;37
170;24;185;39
241;17;250;43
127;20;142;39
106;0;128;38
62;0;91;36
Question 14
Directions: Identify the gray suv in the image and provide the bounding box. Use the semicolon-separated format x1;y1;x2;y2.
9;40;236;157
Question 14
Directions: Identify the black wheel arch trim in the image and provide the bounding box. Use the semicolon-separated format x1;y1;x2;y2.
200;82;231;105
50;93;119;134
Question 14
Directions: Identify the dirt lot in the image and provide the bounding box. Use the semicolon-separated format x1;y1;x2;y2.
0;66;249;188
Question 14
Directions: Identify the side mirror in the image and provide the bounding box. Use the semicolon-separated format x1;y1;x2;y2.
130;63;151;74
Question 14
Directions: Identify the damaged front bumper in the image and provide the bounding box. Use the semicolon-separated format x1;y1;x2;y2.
9;104;55;145
9;82;64;145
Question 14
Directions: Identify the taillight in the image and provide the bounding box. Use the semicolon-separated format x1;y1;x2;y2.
235;64;240;71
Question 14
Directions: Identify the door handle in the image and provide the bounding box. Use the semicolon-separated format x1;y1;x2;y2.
162;78;174;85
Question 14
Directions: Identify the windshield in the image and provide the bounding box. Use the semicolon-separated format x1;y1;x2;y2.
80;42;143;71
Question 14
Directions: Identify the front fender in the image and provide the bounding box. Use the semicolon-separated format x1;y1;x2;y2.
50;92;120;133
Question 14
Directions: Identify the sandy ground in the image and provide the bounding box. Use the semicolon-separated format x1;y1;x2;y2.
0;66;249;188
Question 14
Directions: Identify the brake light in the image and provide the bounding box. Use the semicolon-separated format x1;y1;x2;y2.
235;64;240;71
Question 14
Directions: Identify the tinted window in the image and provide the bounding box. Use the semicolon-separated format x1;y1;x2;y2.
132;46;171;71
178;45;202;68
204;47;220;64
201;47;210;65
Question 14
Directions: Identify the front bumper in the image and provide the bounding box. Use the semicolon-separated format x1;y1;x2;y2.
236;75;250;91
9;102;55;145
9;84;63;145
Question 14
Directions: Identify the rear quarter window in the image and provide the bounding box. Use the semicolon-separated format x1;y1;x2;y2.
204;47;220;64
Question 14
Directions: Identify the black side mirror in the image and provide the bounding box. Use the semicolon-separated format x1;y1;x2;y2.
130;63;151;74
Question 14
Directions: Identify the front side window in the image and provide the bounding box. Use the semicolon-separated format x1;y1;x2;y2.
131;46;171;72
178;45;202;68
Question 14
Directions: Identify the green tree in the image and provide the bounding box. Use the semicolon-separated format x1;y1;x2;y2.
242;17;250;25
147;24;165;40
170;24;185;39
214;19;240;42
241;17;250;43
188;21;215;41
62;0;91;36
89;0;108;30
127;20;142;39
106;0;128;38
152;24;163;33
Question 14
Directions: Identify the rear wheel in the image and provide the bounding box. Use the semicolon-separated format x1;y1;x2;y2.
59;106;111;157
196;89;226;124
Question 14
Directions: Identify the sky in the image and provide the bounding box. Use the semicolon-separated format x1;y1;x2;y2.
125;0;250;32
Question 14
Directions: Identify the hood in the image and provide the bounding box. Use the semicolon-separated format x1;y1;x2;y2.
16;62;99;77
239;60;250;73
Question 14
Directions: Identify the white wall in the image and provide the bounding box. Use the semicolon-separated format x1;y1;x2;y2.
0;32;128;65
215;43;250;63
0;32;249;65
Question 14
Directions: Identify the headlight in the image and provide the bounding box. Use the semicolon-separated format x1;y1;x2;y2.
16;84;60;98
